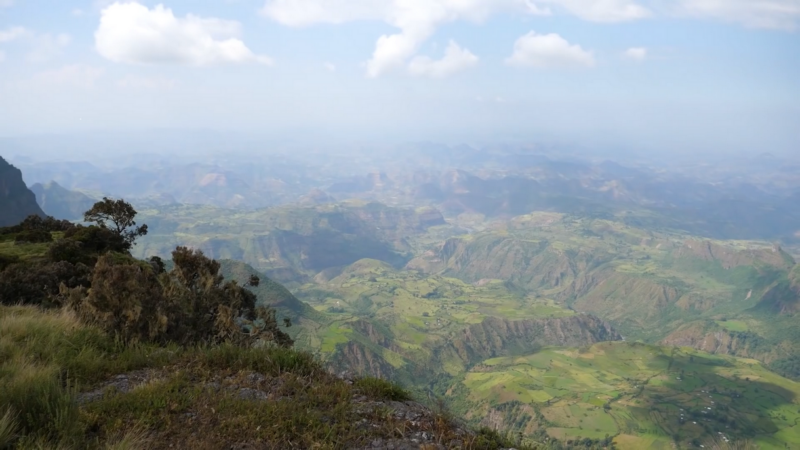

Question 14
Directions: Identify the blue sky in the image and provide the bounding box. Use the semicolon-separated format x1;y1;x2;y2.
0;0;798;154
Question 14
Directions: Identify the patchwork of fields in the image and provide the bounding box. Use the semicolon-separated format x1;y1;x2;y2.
453;342;800;449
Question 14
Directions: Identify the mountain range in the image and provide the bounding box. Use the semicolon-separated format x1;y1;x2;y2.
4;147;800;449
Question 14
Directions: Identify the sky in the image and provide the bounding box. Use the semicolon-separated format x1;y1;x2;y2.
0;0;798;154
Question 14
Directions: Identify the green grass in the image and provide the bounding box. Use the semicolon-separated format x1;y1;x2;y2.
1;304;544;450
452;342;800;450
353;377;412;402
716;320;750;332
0;240;50;260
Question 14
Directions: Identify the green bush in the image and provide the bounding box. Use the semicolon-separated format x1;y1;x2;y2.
65;247;293;348
14;229;53;244
64;225;129;254
0;261;91;306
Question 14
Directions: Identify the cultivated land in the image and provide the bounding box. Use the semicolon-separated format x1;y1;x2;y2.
122;200;800;447
452;342;800;449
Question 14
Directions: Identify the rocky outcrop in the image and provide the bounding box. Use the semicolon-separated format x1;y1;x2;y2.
660;322;772;361
0;156;46;226
438;315;621;368
756;279;800;315
676;239;794;269
333;341;398;379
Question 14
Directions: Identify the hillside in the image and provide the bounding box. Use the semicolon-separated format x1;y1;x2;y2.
442;342;800;449
406;213;800;379
0;156;45;227
2;235;797;449
0;304;527;450
133;201;446;282
30;181;96;221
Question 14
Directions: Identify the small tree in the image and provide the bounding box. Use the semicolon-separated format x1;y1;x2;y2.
83;197;148;248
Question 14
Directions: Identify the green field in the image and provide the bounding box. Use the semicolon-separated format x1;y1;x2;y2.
116;202;800;446
452;342;800;449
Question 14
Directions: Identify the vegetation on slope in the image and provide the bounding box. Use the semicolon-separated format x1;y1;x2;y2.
407;213;800;377
0;304;533;449
0;202;531;450
440;342;800;449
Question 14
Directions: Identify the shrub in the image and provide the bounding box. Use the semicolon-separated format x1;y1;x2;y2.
46;239;94;266
64;225;129;254
0;261;91;306
0;254;19;271
66;247;293;348
64;254;173;344
14;229;53;244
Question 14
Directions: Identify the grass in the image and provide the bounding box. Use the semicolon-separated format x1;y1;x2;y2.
0;304;539;450
716;320;750;332
0;240;50;260
353;377;412;402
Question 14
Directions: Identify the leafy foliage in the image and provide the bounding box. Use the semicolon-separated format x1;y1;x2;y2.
83;197;148;249
65;247;293;348
0;260;91;307
13;229;53;244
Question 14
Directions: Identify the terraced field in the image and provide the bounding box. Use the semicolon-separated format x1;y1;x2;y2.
451;342;800;449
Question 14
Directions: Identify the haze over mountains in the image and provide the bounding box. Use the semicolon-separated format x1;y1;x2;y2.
7;137;800;244
3;137;800;448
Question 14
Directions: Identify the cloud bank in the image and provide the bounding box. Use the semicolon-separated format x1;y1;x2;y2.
96;2;271;66
260;0;798;77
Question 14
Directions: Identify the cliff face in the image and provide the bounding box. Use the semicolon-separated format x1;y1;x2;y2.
332;341;398;380
659;321;796;367
0;156;46;226
438;315;621;368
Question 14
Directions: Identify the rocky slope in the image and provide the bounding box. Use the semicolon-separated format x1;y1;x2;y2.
0;156;45;227
437;315;621;369
30;181;95;221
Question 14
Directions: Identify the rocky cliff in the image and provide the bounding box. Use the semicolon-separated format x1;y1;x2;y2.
0;156;46;227
437;315;621;369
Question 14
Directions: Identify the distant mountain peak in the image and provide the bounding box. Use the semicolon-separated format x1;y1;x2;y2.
29;179;95;221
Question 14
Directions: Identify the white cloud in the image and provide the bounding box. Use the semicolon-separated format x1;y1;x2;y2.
408;40;479;78
506;31;595;68
0;0;13;8
27;33;71;63
116;75;176;90
262;0;550;77
259;0;797;78
95;2;271;66
623;46;647;60
672;0;800;30
324;62;336;72
261;0;649;76
32;65;105;88
0;26;29;43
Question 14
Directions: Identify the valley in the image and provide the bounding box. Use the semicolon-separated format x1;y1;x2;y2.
127;194;800;448
4;147;800;448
